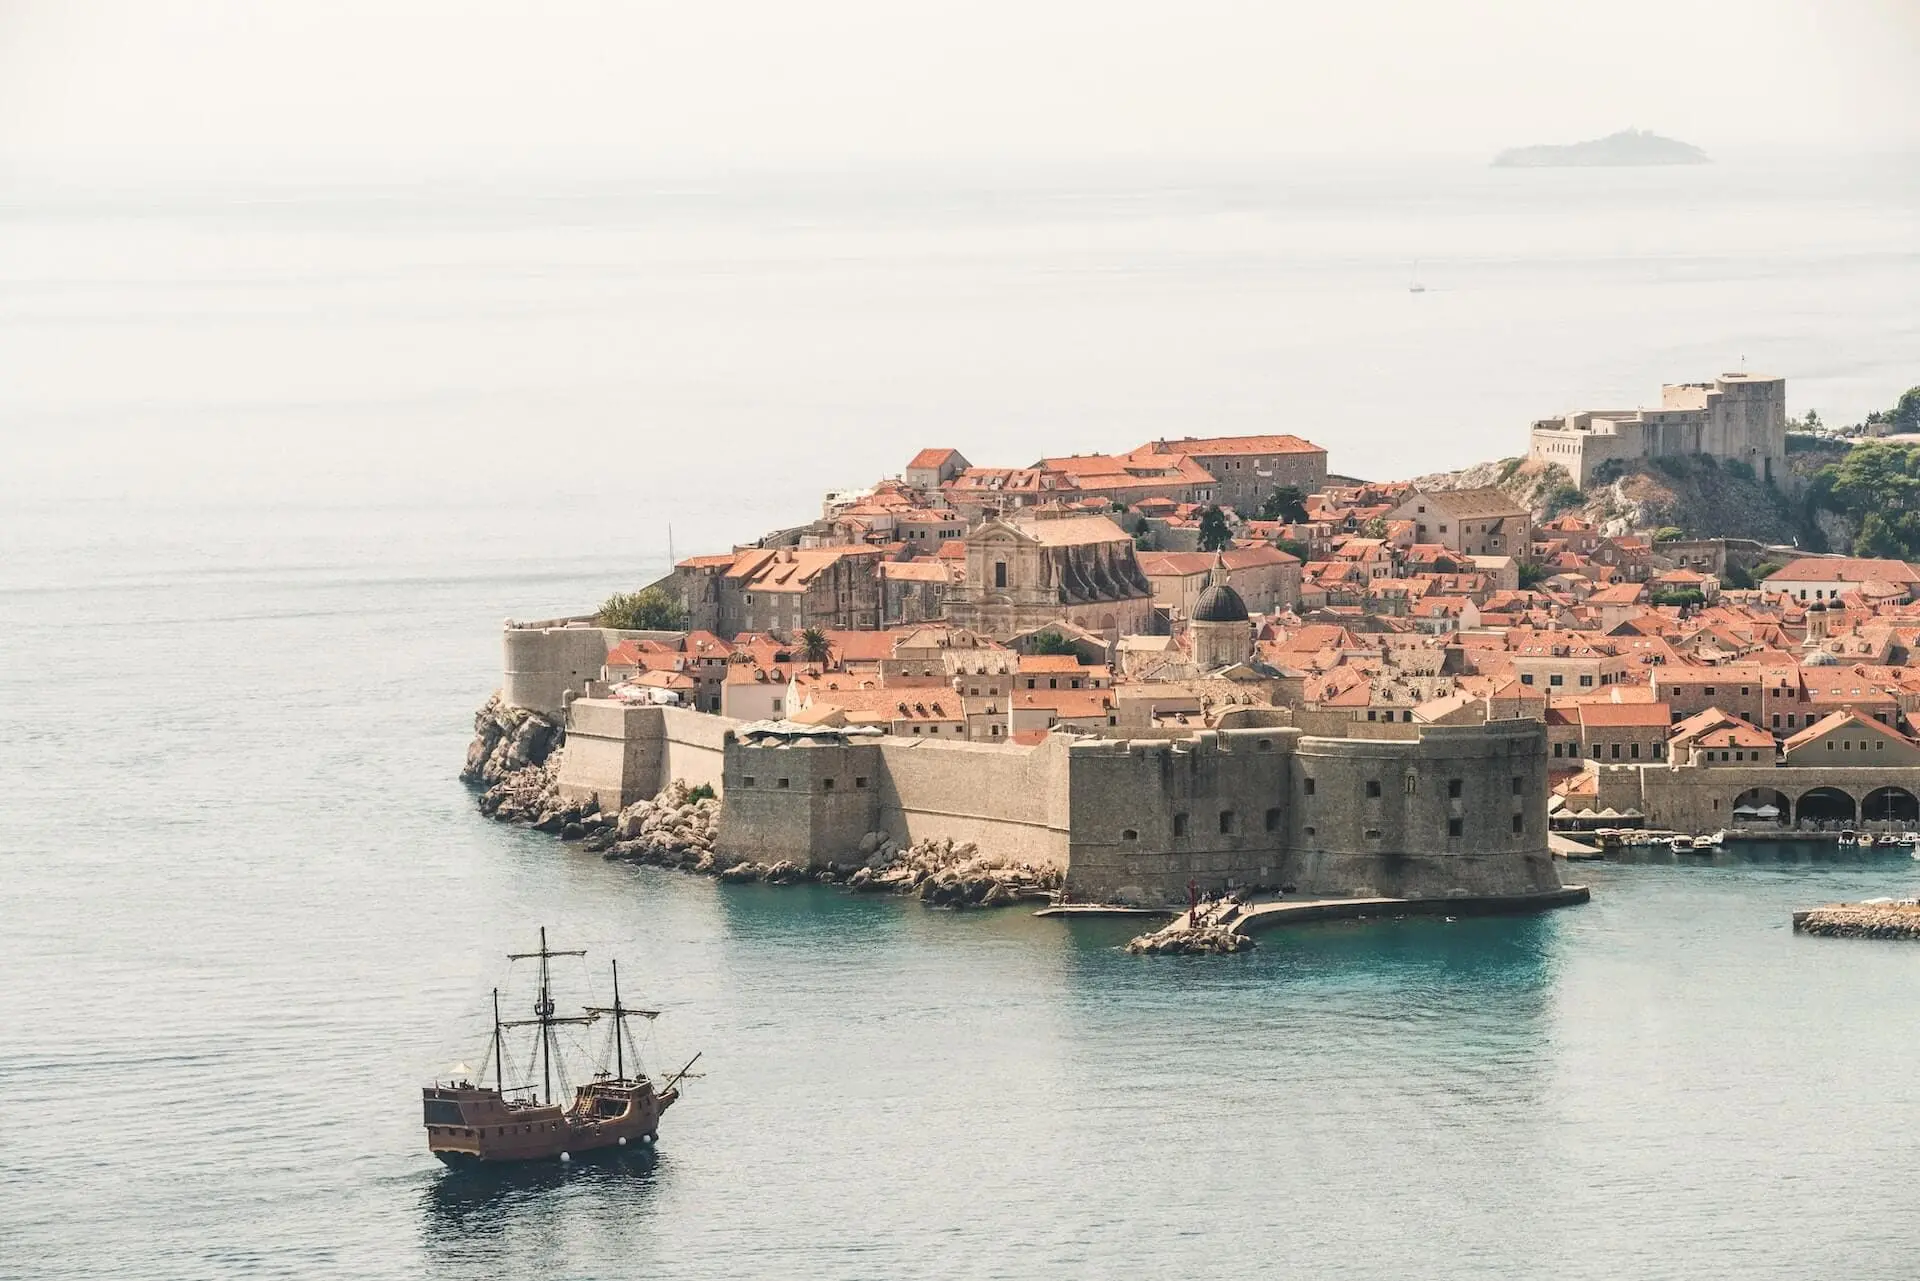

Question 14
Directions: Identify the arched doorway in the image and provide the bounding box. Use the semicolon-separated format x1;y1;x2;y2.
1862;787;1920;823
1796;787;1857;827
1731;787;1791;826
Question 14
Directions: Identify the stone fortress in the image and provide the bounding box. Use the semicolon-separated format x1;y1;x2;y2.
553;696;1560;907
530;579;1567;909
1527;371;1787;488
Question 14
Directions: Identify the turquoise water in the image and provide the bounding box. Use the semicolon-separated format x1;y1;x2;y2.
5;159;1920;1278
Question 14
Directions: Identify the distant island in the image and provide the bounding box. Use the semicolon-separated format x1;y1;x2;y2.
1493;129;1710;169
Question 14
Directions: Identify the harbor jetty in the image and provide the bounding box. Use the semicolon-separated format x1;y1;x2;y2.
1791;901;1920;940
1125;884;1589;956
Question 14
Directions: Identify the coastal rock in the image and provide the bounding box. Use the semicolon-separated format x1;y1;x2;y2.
718;862;761;883
461;692;562;788
1125;925;1256;957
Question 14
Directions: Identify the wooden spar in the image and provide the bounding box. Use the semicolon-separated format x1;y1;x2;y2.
662;1051;703;1091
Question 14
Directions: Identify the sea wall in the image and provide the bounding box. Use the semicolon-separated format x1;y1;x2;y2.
1065;729;1293;904
1285;720;1556;900
525;697;1562;908
714;735;1072;871
555;700;730;812
503;623;687;718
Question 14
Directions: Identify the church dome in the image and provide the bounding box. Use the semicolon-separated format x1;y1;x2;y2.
1192;581;1249;624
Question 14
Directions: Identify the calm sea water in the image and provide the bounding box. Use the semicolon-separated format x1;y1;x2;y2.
4;157;1920;1279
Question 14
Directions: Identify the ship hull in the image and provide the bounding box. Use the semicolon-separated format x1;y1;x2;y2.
424;1082;677;1164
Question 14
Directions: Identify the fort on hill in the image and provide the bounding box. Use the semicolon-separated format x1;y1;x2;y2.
1527;372;1787;488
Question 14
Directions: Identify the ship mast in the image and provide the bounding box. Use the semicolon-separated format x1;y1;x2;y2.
491;988;504;1092
584;956;660;1083
505;926;591;1105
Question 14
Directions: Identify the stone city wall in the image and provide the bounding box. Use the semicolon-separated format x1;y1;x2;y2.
503;624;687;718
1065;729;1295;904
1286;720;1556;901
555;701;729;811
547;696;1562;907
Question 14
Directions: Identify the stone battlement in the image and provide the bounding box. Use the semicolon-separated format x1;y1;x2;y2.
552;705;1563;906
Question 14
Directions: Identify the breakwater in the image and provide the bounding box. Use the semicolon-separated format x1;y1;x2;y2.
1791;902;1920;940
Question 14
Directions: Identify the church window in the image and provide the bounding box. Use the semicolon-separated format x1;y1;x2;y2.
1448;818;1463;837
1511;776;1523;794
1172;813;1189;837
994;561;1007;589
1304;778;1315;795
1365;780;1381;799
1265;808;1281;832
1448;779;1462;798
1512;814;1524;835
1219;810;1236;834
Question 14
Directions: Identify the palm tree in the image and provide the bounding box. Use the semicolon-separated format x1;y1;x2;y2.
799;627;833;668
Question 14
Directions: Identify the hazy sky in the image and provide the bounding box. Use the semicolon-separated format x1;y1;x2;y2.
2;0;1917;175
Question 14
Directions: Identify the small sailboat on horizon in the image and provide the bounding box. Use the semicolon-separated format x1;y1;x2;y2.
1408;260;1427;294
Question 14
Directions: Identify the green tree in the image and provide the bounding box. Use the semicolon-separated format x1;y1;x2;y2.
1516;561;1549;589
596;587;686;631
1256;485;1309;523
1721;562;1754;590
1028;631;1079;657
1816;442;1920;559
1892;386;1920;434
1650;589;1705;609
1360;515;1389;539
1652;526;1686;543
1197;505;1233;552
798;627;834;667
1275;539;1311;562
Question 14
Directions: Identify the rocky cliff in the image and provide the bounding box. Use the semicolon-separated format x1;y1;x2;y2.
1412;450;1851;548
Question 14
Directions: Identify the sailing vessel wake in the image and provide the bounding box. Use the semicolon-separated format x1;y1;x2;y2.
422;928;699;1165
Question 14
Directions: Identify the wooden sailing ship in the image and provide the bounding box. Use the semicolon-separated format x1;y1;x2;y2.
423;928;699;1165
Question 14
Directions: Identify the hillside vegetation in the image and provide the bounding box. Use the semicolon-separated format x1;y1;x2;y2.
1412;448;1850;549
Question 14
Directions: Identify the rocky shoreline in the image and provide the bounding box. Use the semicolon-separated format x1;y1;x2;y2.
1124;924;1255;956
1792;902;1920;940
461;694;1060;908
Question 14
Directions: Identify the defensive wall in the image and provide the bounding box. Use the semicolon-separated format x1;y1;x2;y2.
717;735;1074;871
548;697;1561;906
1066;720;1553;903
1591;761;1920;832
504;623;687;718
556;701;728;809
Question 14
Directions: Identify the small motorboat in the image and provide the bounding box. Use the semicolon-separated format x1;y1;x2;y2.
1875;833;1900;848
1670;835;1697;853
1838;830;1859;847
1899;833;1919;849
1698;830;1725;849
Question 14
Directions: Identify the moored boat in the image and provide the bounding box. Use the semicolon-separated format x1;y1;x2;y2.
423;928;699;1166
1670;835;1697;853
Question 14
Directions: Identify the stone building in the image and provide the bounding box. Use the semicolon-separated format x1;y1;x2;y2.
1189;568;1255;673
1137;544;1302;619
1527;372;1788;488
903;447;970;492
1131;434;1329;515
1386;488;1532;558
942;511;1156;639
669;545;885;637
